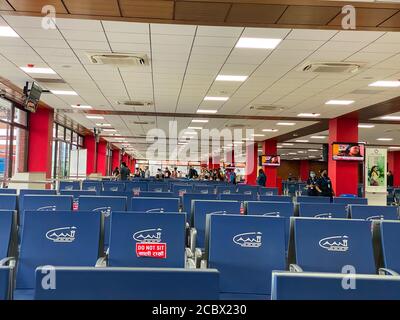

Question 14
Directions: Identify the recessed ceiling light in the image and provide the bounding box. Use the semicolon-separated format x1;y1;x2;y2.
192;119;209;123
20;67;56;74
288;152;297;155
216;75;248;82
204;96;229;101
358;124;375;128
72;105;92;109
377;138;393;141
277;146;282;148
369;81;400;88
252;134;265;137
381;116;400;121
234;141;244;144
86;115;104;120
389;146;400;149
325;100;354;105
295;140;309;143
310;136;326;139
277;122;296;126
103;129;117;132
282;143;294;146
0;26;19;38
188;126;202;130
96;123;112;127
262;129;278;132
297;113;320;117
50;90;78;96
236;37;282;49
184;131;198;135
197;109;218;114
308;149;319;152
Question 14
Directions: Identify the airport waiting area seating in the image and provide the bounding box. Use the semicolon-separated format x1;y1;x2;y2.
297;203;347;219
348;204;398;220
130;197;180;213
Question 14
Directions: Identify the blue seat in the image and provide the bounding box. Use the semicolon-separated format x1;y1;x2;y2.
103;182;125;192
0;189;16;194
0;211;16;260
108;212;186;268
373;220;400;275
206;214;286;299
21;195;73;229
60;190;97;210
126;181;149;193
193;185;215;194
340;194;357;198
172;184;194;197
259;187;278;196
79;196;127;249
138;191;174;198
147;182;167;192
59;181;80;191
18;189;57;214
288;217;376;274
192;200;241;249
34;267;219;300
236;185;258;196
15;212;102;300
183;193;218;223
333;197;368;205
216;186;237;194
0;267;11;300
297;203;347;219
271;271;400;300
0;195;17;210
296;196;331;203
82;181;102;193
286;182;297;197
130;197;179;213
259;195;291;202
349;205;398;220
219;193;257;201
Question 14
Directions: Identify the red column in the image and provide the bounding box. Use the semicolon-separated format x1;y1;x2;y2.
96;140;107;176
209;155;220;169
112;148;120;171
84;135;96;175
262;139;278;187
388;151;400;187
328;117;358;196
299;160;310;181
245;143;258;185
27;106;54;178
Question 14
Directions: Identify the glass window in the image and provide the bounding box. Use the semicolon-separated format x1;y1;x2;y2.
0;122;10;181
78;136;84;147
65;129;71;142
57;125;65;140
11;127;27;176
53;123;57;138
72;132;78;145
14;108;27;126
0;97;12;123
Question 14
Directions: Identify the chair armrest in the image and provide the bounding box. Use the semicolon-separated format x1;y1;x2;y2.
0;257;16;267
95;256;107;268
289;264;303;272
185;247;193;259
186;258;196;269
200;259;208;269
379;268;399;276
189;228;197;253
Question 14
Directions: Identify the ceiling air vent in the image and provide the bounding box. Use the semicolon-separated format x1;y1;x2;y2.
117;100;153;107
87;53;149;66
249;105;284;111
299;62;362;74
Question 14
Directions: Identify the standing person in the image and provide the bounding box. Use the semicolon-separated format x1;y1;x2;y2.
144;166;150;179
387;170;394;187
120;162;131;181
317;169;334;199
256;169;267;187
171;167;178;179
229;170;237;185
188;166;198;179
164;167;171;179
306;171;320;196
112;167;120;178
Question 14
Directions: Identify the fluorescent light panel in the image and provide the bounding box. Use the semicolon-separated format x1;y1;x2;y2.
20;67;56;74
262;129;278;132
381;116;400;121
86;115;104;120
277;122;296;126
311;136;326;139
377;138;393;141
358;124;375;128
297;113;320;117
0;26;19;37
72;105;92;109
192;119;209;123
197;109;218;114
204;96;229;101
50;90;78;96
369;81;400;88
216;75;248;82
236;37;282;49
325;100;354;105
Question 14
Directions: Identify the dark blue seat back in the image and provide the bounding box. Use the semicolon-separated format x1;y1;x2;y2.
16;212;102;290
0;267;10;300
0;211;14;260
138;191;174;198
236;185;258;196
219;193;256;201
172;184;194;197
193;185;215;194
259;195;291;202
272;272;400;300
216;186;237;194
192;200;241;248
298;203;347;219
60;190;97;209
0;189;16;194
109;212;186;268
246;201;294;218
0;195;17;210
375;221;400;274
131;197;179;213
59;181;80;191
206;214;286;297
333;197;368;205
19;189;57;212
296;196;331;203
183;193;218;222
259;187;278;196
147;182;167;192
126;181;149;193
82;181;102;193
103;182;125;192
289;217;375;274
349;205;398;220
34;267;219;300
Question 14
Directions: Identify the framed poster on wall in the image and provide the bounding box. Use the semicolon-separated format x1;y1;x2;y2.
365;148;387;193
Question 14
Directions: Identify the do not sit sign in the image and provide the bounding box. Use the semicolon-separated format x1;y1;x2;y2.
136;243;167;259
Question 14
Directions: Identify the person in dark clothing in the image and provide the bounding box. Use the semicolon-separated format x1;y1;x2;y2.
387;170;394;187
188;166;198;179
120;162;131;181
317;169;334;198
306;171;320;196
257;169;267;187
112;167;120;177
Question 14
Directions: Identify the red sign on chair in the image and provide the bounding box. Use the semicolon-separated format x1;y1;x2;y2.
136;243;167;259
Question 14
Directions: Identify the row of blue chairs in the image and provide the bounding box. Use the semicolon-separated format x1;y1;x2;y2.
2;210;400;299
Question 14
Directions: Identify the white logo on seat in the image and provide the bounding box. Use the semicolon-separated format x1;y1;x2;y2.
133;228;162;243
110;187;118;191
37;206;57;211
154;188;162;192
92;206;111;217
46;226;77;243
87;186;96;191
65;186;73;190
233;232;262;248
366;215;384;221
314;213;333;219
263;211;280;217
319;235;349;252
146;208;164;213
